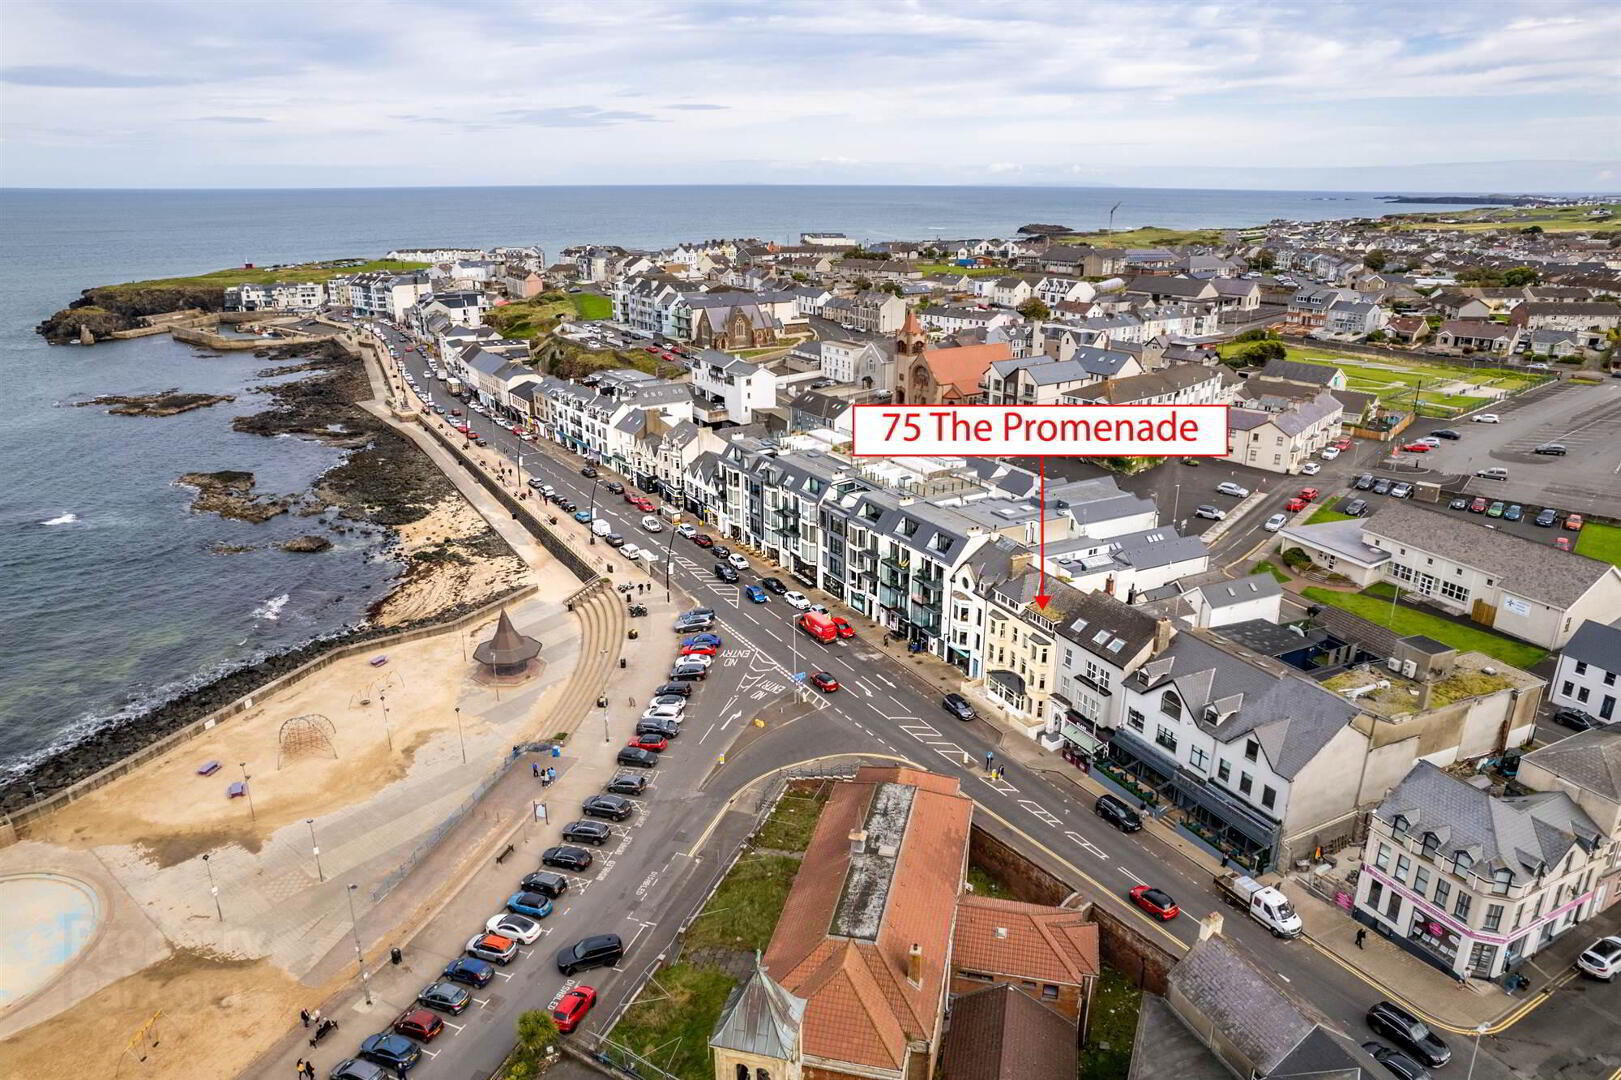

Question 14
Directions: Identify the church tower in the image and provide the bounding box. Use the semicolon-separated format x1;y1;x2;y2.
710;956;806;1080
896;306;926;357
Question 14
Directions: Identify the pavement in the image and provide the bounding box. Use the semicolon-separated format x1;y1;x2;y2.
380;331;1621;1080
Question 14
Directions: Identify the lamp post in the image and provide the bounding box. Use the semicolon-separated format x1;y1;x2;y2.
346;883;373;1005
379;690;394;752
454;706;467;765
306;818;324;882
201;852;223;921
1465;1022;1489;1078
600;695;611;744
238;762;256;824
586;475;602;544
663;521;679;603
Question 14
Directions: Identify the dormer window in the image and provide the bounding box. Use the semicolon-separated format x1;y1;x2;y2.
1420;833;1440;859
1391;814;1409;839
1160;691;1183;721
1452;851;1473;876
1491;868;1513;896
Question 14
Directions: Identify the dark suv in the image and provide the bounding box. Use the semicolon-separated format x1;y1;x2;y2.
637;718;679;740
1366;1001;1450;1068
714;563;739;583
606;772;648;796
555;933;624;976
581;794;635;821
562;819;615;845
519;871;569;898
653;682;692;698
617;746;659;768
1095;794;1143;833
542;845;594;872
942;693;976;721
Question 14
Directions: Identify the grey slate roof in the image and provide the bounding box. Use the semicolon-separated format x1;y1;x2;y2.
1196;573;1281;609
1364;503;1616;608
1562;618;1621;673
1376;761;1603;882
1259;358;1340;386
1518;726;1621;802
709;957;806;1058
1279;518;1391;567
1050;585;1161;661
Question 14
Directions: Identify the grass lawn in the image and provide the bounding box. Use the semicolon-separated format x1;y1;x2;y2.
916;262;1002;277
1301;587;1548;668
606;962;738;1080
682;853;802;953
1079;967;1143;1080
98;258;429;293
966;864;1010;899
1574;521;1621;567
485;294;573;339
1058;225;1227;247
571;292;613;320
1382;202;1620;234
754;784;831;851
1252;561;1291;583
1307;507;1355;525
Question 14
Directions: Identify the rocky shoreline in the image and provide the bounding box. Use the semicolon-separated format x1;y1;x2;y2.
0;339;524;814
77;388;235;416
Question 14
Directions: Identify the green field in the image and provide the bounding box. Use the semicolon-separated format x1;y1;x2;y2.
1382;202;1620;235
96;259;429;293
915;261;1003;277
605;963;738;1080
1223;344;1545;417
1306;507;1356;525
484;294;574;339
571;292;613;320
1301;587;1548;668
1575;521;1621;567
1058;225;1229;247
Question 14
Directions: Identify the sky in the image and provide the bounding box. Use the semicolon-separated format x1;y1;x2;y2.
1;0;1618;191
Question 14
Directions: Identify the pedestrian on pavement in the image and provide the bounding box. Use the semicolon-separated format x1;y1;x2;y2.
547;767;556;784
296;1059;307;1077
303;1062;316;1080
984;751;994;771
311;1009;321;1027
395;1062;408;1080
300;1008;311;1028
1355;927;1367;949
532;762;540;779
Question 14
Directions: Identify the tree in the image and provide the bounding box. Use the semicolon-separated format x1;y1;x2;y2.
503;1011;559;1080
853;277;873;291
1233;328;1275;343
1501;266;1540;287
1245;250;1276;272
1520;225;1544;234
1231;340;1286;366
1363;250;1389;272
1017;297;1051;320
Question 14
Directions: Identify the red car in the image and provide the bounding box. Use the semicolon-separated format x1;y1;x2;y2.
455;423;471;434
1332;437;1353;451
393;1008;446;1043
450;409;462;417
680;642;718;656
831;617;856;640
1285;497;1308;512
552;985;597;1034
810;671;840;693
627;734;668;753
693;534;715;548
1564;513;1584;531
632;498;656;513
1297;488;1320;502
1401;442;1431;453
623;490;639;503
1469;497;1488;513
1555;536;1572;551
1129;885;1180;921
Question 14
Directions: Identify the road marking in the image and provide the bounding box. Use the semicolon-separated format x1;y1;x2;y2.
1062;831;1110;859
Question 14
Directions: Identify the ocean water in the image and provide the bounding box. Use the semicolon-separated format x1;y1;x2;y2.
0;184;1496;778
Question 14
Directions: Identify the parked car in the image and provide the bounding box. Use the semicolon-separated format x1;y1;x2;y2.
1577;936;1621;980
392;1008;446;1043
727;553;750;571
487;911;545;942
604;533;625;548
1300;462;1321;475
1285;497;1308;512
1399;442;1431;453
465;932;519;965
1216;481;1250;497
669;661;708;681
1432;429;1461;440
1129;885;1180;920
1504;504;1523;521
1476;467;1509;481
1359;1041;1433;1080
605;772;649;796
519;871;569;898
1552;708;1601;730
1448;497;1469;510
582;794;636;821
675;523;697;538
1389;483;1412;499
692;534;715;548
1372;478;1392;495
942;693;976;721
563;819;615;845
331;1058;389;1080
580;466;598;478
714;563;739;583
1264;513;1287;532
810;671;840;693
1095;794;1142;833
441;956;494;987
1344;498;1369;516
744;584;768;603
637;718;680;741
573;510;593;523
1366;1001;1451;1068
627;733;669;753
555;933;625;976
1534;508;1557;527
682;631;722;648
1533;443;1567;456
1471;413;1500;423
1565;513;1585;531
1194;505;1226;520
1319;446;1340;460
359;1032;423;1072
675;614;715;633
605;481;624;494
617;746;660;768
761;577;788;594
416;980;472;1015
541;845;594;872
1470;497;1488;513
783;591;812;609
831;616;856;639
552;985;599;1033
1354;474;1375;490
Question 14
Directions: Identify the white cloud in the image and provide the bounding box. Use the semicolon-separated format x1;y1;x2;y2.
0;0;1617;187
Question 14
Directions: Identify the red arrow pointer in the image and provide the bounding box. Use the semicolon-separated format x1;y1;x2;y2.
1034;455;1052;609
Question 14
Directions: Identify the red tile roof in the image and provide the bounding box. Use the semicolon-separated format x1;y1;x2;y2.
952;895;1100;985
921;343;1012;397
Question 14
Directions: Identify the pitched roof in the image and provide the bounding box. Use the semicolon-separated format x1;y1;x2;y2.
1518;725;1621;802
920;343;1013;396
1363;503;1617;608
710;957;807;1059
952;895;1100;984
940;984;1077;1080
1195;573;1281;609
1561;618;1621;672
1259;358;1339;386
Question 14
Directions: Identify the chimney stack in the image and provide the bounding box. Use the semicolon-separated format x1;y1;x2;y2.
1198;912;1224;942
1153;617;1175;655
906;943;923;985
848;829;868;857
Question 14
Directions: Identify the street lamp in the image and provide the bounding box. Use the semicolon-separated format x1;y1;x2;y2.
306;818;324;882
1465;1022;1489;1078
346;883;373;1005
454;706;467;764
586;475;602;544
201;852;223;921
238;762;256;824
379;690;394;752
600;694;611;743
663;522;679;603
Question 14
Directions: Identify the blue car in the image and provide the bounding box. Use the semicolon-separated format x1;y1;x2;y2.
573;510;593;523
506;891;554;919
744;585;768;604
441;955;494;987
681;633;723;649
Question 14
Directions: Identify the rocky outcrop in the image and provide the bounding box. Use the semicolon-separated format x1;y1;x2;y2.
1018;223;1073;235
37;285;228;344
176;470;289;523
76;389;235;416
280;534;332;553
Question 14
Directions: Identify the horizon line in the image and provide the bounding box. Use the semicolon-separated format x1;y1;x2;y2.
2;182;1616;197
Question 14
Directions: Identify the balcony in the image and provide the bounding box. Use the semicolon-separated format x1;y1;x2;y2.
879;568;906;589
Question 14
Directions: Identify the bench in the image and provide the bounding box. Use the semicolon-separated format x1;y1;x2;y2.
197;760;221;776
494;843;516;865
226;782;246;799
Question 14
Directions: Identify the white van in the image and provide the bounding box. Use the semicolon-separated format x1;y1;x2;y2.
591;519;612;538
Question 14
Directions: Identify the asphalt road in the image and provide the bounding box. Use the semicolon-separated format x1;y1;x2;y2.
375;328;1608;1079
